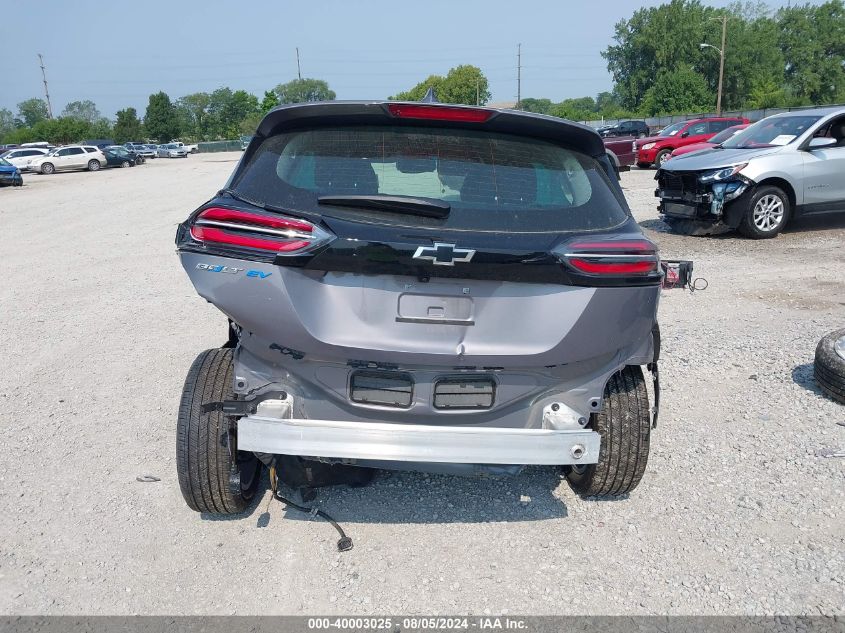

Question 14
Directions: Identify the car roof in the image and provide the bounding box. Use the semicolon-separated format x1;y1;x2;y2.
257;100;607;157
765;106;845;119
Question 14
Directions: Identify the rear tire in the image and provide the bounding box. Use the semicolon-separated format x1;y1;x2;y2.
814;329;845;404
87;160;101;172
176;348;262;514
565;366;651;497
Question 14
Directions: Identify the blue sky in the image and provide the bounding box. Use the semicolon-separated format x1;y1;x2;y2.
2;0;812;118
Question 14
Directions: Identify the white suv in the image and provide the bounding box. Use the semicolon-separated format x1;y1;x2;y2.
29;146;107;175
1;147;49;171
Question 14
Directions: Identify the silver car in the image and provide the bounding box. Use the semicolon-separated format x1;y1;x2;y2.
157;143;188;158
657;106;845;238
174;101;675;515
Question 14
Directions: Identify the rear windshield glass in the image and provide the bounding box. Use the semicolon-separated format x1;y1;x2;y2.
231;125;628;232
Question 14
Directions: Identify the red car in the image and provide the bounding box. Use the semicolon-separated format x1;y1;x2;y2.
670;124;750;158
635;117;749;168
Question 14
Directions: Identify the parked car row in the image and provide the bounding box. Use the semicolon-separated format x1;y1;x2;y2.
635;116;750;168
655;106;845;238
0;139;196;185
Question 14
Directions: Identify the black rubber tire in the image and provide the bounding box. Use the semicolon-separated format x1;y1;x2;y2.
120;160;130;168
87;160;101;172
655;149;673;167
814;328;845;405
566;366;651;497
41;162;54;175
738;185;790;239
177;348;262;514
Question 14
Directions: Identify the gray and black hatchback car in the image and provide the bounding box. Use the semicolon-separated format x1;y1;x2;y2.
175;101;666;514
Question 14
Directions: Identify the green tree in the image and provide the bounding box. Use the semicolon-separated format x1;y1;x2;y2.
518;98;554;114
391;66;491;105
260;90;280;112
390;74;445;101
61;100;101;123
225;90;260;136
777;0;845;104
17;98;50;127
175;92;211;140
113;107;144;143
0;108;16;143
144;91;180;142
439;65;491;105
549;97;600;121
745;76;788;108
240;113;263;135
274;78;336;104
640;67;714;115
602;0;788;112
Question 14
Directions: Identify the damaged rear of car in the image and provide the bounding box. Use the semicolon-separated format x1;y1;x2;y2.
656;107;845;238
175;101;667;515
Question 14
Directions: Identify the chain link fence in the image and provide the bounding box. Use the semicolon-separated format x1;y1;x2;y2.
582;103;844;131
197;140;243;153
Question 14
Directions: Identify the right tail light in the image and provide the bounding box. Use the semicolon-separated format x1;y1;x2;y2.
558;238;662;286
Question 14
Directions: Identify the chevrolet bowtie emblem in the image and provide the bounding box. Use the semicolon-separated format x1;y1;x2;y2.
412;242;476;266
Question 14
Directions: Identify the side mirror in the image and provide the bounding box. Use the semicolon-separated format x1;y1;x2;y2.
807;137;836;150
680;131;690;138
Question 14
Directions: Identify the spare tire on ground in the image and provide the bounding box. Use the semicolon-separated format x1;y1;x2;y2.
814;328;845;405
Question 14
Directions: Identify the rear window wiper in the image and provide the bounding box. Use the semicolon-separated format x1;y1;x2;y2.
317;194;450;219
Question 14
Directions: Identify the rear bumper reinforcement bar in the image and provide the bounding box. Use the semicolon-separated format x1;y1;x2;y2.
238;415;600;466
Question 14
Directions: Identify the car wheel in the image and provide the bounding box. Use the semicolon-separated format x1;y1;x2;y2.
655;149;672;167
87;160;101;172
738;185;789;239
177;348;263;514
120;160;130;168
814;328;845;405
565;365;651;497
41;162;55;175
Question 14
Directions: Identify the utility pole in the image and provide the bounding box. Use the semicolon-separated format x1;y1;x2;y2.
716;14;727;116
296;47;302;80
38;54;53;119
701;16;728;116
516;43;521;110
476;77;480;106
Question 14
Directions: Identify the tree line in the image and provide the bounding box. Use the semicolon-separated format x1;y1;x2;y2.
519;0;844;121
1;0;842;145
0;78;336;145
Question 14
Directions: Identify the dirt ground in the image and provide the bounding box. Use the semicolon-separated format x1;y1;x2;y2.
0;155;843;615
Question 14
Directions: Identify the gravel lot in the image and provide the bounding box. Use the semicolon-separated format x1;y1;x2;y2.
0;155;843;616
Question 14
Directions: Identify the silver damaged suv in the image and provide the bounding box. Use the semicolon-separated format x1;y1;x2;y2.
174;101;670;515
657;106;845;238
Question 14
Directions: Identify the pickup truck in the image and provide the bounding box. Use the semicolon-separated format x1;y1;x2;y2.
604;136;637;172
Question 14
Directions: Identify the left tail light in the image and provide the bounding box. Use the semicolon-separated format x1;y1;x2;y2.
188;207;334;256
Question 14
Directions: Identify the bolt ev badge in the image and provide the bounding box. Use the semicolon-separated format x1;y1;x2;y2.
196;263;272;278
412;243;476;267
